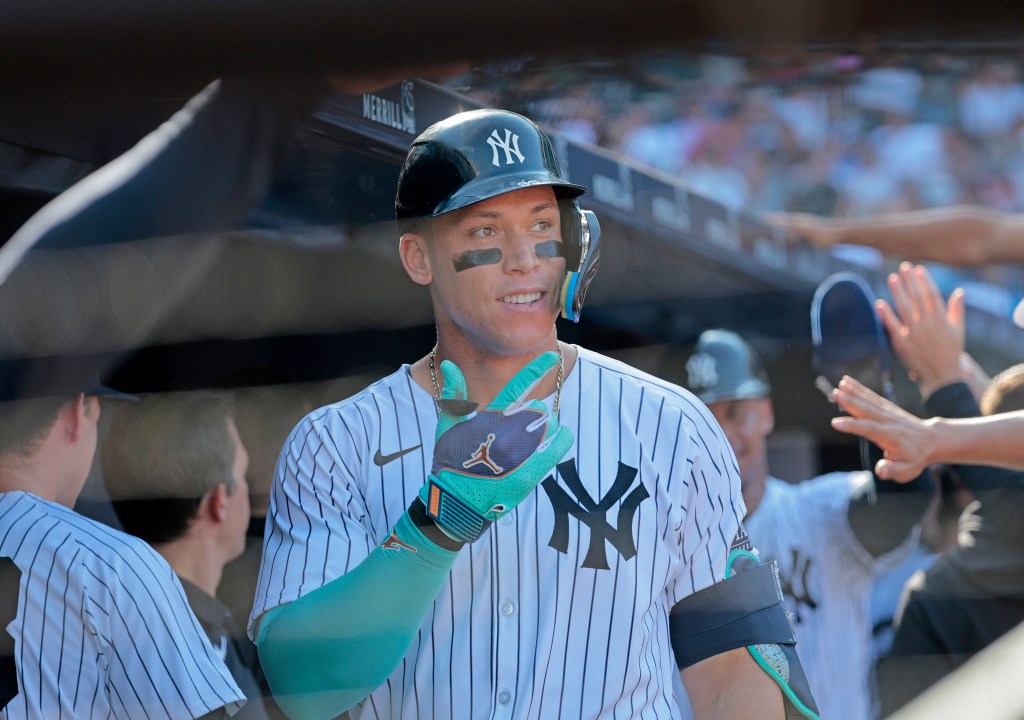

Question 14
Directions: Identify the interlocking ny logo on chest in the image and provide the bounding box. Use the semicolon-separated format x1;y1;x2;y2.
542;461;650;570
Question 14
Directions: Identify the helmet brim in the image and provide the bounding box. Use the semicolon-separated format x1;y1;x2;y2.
432;172;586;217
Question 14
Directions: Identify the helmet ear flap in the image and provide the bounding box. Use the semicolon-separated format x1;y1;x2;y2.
558;199;601;322
558;198;583;270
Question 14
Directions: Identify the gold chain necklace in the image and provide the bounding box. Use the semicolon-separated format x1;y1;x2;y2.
429;342;564;415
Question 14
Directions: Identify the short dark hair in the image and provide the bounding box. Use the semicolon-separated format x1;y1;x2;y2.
398;216;432;238
0;396;71;459
981;364;1024;416
102;392;234;544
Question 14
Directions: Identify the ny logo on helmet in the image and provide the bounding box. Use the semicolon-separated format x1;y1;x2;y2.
487;128;526;167
686;352;718;390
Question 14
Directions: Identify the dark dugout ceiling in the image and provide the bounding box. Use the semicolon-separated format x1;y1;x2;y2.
1;0;1023;94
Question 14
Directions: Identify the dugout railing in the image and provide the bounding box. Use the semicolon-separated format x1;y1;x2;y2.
1;79;1023;472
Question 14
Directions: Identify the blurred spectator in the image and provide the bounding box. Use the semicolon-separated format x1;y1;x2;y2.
681;146;750;208
958;60;1024;140
832;141;912;217
772;80;832;153
867;110;958;206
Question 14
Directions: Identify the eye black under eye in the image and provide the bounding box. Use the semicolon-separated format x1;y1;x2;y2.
535;240;565;259
453;248;502;272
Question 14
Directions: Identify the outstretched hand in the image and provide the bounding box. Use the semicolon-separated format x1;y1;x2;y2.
876;262;965;398
831;377;936;482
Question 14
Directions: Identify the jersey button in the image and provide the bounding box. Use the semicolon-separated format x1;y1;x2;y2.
500;601;515;616
500;514;514;526
498;690;511;705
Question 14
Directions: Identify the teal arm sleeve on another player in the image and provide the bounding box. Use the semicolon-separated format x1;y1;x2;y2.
255;509;460;720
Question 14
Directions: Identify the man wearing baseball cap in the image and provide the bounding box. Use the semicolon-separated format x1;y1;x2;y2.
250;108;818;720
0;354;246;718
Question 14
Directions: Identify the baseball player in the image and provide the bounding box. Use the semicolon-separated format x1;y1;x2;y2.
684;329;932;720
250;109;818;720
101;392;278;720
0;75;322;720
0;66;467;720
0;371;245;718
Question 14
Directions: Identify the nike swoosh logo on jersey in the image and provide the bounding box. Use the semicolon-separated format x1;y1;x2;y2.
373;444;422;466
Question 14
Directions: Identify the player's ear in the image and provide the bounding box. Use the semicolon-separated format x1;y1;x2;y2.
62;393;87;442
759;397;776;436
399;231;432;286
206;483;229;523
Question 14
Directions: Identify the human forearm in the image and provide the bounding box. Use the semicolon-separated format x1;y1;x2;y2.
257;508;459;720
773;206;1019;265
919;413;1024;470
924;384;1024;492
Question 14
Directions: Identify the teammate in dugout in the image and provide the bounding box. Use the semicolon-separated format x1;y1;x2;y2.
0;363;247;719
250;110;819;719
684;324;935;720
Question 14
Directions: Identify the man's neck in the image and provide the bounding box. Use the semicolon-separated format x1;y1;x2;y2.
417;334;573;408
155;537;223;597
741;473;769;518
0;452;65;506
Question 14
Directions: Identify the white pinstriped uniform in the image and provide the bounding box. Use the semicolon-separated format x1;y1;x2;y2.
251;347;748;720
0;491;245;720
743;474;916;720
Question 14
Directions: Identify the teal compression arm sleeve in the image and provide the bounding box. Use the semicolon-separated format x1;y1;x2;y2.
256;506;460;720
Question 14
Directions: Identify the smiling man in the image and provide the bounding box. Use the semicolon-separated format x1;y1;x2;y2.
250;109;814;720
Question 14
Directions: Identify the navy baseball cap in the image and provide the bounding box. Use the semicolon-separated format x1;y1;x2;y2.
0;353;137;404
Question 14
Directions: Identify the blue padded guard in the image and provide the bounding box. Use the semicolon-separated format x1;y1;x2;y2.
670;559;820;719
670;561;794;667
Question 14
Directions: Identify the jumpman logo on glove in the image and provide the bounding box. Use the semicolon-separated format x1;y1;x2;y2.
463;434;504;474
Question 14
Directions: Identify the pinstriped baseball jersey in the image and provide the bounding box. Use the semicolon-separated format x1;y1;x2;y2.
251;347;747;719
743;474;916;720
0;491;245;720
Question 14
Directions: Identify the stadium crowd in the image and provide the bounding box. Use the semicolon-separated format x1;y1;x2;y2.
4;52;1024;720
457;42;1024;315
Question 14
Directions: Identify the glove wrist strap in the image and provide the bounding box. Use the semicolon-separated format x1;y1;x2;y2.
408;496;465;552
424;477;493;543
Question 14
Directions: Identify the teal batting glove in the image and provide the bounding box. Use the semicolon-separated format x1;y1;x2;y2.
420;351;574;543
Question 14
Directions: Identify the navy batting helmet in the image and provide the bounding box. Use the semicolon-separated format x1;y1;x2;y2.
395;109;601;322
810;271;893;399
685;329;771;405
